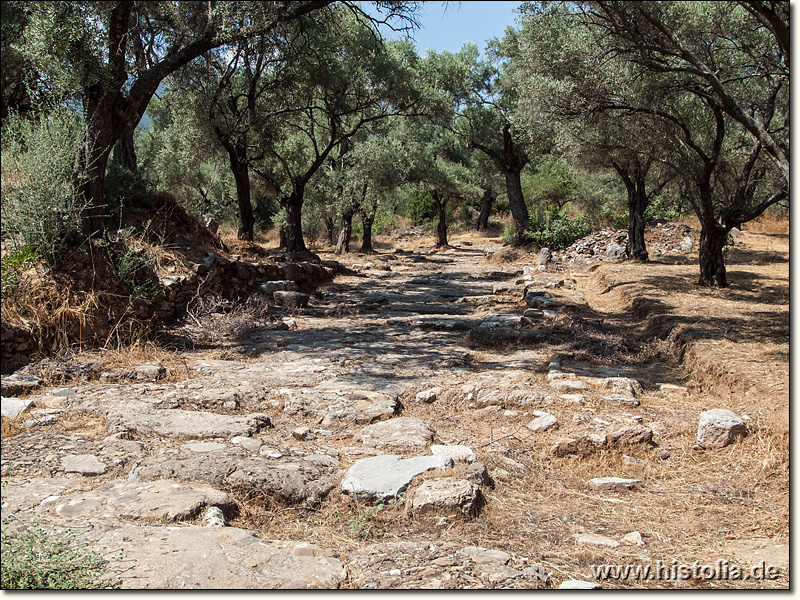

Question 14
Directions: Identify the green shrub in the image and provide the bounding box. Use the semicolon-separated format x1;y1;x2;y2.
1;512;121;589
1;108;86;267
405;189;437;225
509;206;591;250
104;162;153;219
1;246;40;297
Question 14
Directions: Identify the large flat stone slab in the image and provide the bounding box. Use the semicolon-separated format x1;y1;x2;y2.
280;389;398;426
85;523;343;588
135;451;339;504
105;407;271;440
355;417;435;450
1;397;34;417
341;455;453;500
38;480;235;522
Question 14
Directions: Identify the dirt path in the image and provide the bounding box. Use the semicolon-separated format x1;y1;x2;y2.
1;232;788;589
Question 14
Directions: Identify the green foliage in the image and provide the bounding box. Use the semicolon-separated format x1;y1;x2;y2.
103;225;162;305
510;205;591;250
347;493;405;540
1;504;121;589
0;245;39;298
405;189;437;225
104;161;153;219
0;107;86;266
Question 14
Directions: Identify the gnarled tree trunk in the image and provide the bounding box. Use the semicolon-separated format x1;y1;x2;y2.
221;138;254;241
335;210;354;255
476;187;495;232
432;191;449;247
282;191;308;253
697;220;728;287
360;208;375;253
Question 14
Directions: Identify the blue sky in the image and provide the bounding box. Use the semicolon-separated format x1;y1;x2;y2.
377;1;522;55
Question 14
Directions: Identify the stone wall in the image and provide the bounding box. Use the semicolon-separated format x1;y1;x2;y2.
1;253;349;372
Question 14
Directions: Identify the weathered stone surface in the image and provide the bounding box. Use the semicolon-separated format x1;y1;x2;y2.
464;461;494;488
281;389;398;426
273;291;310;308
608;425;654;446
526;411;558;432
600;395;641;407
478;314;522;329
1;373;43;396
1;396;34;417
416;387;442;403
697;409;747;448
341;455;453;500
43;480;235;522
355;417;435;450
574;533;620;548
458;546;512;565
549;379;589;392
407;479;482;518
598;377;643;397
588;477;641;491
606;243;626;260
105;407;271;440
87;524;344;588
62;454;107;475
622;531;645;547
552;438;579;457
135;451;338;504
430;444;476;463
182;442;228;453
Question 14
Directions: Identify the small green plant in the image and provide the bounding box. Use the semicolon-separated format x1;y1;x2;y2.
1;515;121;589
1;246;40;297
347;493;405;539
104;224;162;304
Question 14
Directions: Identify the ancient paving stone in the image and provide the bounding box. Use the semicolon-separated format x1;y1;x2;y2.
697;409;747;448
600;395;641;407
416;388;442;403
430;444;476;463
135;451;339;504
407;479;482;519
355;417;435;450
341;455;453;500
1;373;43;396
273;291;311;308
622;531;645;546
231;436;262;452
0;477;86;513
608;425;654;446
574;533;620;548
1;397;34;417
526;411;558;432
588;477;641;491
105;407;272;440
182;442;228;453
62;454;107;475
549;379;589;392
344;541;543;590
597;377;644;397
85;523;344;588
41;480;235;522
478;314;522;328
458;546;511;565
284;389;399;426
